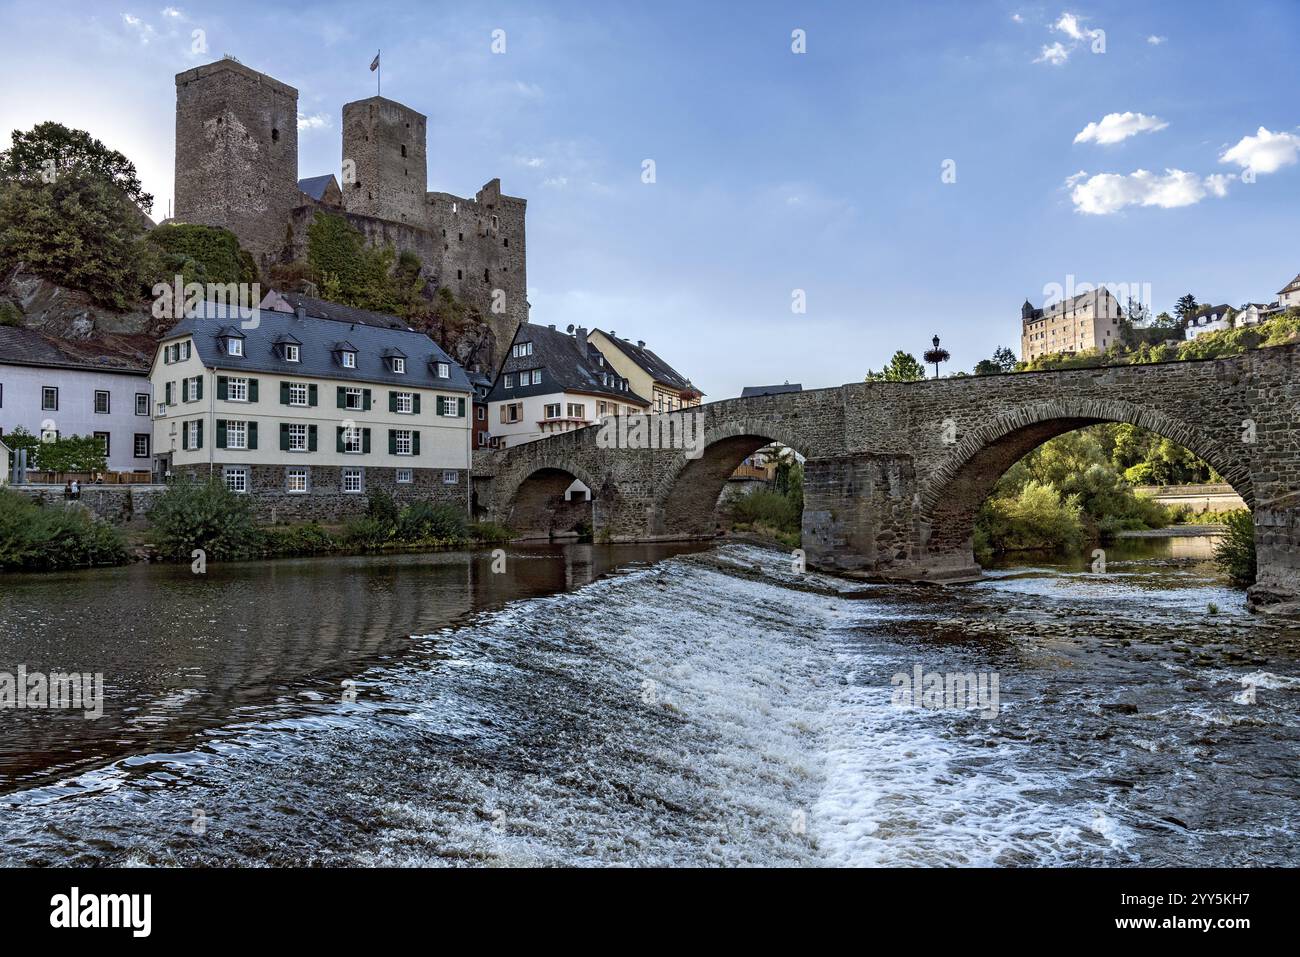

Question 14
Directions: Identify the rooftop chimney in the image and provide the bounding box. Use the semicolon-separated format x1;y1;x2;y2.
548;324;556;330
575;326;588;340
295;306;306;321
637;340;645;348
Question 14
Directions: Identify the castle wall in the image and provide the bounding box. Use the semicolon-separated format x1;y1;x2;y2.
341;96;428;226
174;59;301;268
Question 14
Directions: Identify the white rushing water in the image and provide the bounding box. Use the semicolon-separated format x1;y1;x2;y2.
0;542;1296;866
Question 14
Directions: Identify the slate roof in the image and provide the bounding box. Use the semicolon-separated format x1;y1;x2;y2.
1278;274;1300;296
1021;287;1122;324
260;290;412;330
0;325;150;375
592;330;700;395
297;175;338;202
161;302;471;393
740;383;803;398
485;322;650;406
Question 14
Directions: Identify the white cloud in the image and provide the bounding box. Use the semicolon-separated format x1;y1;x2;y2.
160;6;183;17
121;13;156;44
1204;173;1235;197
1219;126;1300;175
1034;42;1069;65
1068;168;1228;214
1146;35;1166;45
1074;111;1169;145
1053;12;1102;41
1011;13;1024;23
297;112;330;131
514;156;545;168
542;176;569;189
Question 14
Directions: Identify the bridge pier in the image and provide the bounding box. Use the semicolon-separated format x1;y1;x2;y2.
1248;504;1300;614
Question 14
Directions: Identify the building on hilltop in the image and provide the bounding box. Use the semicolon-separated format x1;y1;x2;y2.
1183;304;1234;340
485;323;649;449
1019;287;1123;362
173;57;527;373
1278;273;1300;311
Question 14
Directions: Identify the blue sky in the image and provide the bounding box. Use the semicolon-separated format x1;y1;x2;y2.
1;0;1297;397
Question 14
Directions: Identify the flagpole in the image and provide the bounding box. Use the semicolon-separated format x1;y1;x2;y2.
377;49;381;97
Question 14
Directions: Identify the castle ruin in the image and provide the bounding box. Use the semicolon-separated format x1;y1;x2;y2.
173;57;527;368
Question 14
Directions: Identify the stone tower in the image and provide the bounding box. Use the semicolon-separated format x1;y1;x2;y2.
341;96;428;225
174;58;300;267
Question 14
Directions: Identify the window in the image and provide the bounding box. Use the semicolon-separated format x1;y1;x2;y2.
287;423;307;452
94;432;110;457
93;390;110;414
41;386;58;411
392;357;406;374
186;420;202;449
226;420;248;450
394;430;413;455
504;374;514;389
436;362;449;379
345;388;363;411
343;427;363;454
476;405;485;421
287;468;308;494
395;468;412;484
395;392;413;414
503;403;522;423
438;396;465;417
544;403;561;419
180;341;192;361
443;470;459;485
134;433;150;458
40;427;58;443
512;342;533;358
224;467;248;494
567;403;585;419
135;393;149;416
531;370;542;385
227;377;249;402
342;468;363;494
341;351;356;369
289;383;309;406
284;344;300;362
184;376;203;402
227;338;243;357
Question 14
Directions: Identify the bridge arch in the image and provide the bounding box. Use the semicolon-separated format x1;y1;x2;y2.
502;459;605;541
652;418;811;538
917;397;1253;557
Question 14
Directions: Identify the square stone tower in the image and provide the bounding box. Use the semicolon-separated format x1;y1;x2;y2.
341;96;428;226
174;58;300;266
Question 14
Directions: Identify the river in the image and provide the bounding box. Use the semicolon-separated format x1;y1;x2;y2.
1;536;1297;866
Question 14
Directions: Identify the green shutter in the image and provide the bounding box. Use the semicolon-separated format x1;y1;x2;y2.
457;397;466;417
308;384;318;407
216;419;227;448
181;423;188;450
217;376;228;400
413;394;421;415
248;421;258;450
388;430;397;455
280;423;290;451
280;381;290;405
165;382;173;405
363;388;372;411
337;386;346;409
412;431;420;456
195;420;203;449
249;378;259;402
389;391;397;412
336;427;345;453
308;424;318;452
362;428;371;454
195;377;203;401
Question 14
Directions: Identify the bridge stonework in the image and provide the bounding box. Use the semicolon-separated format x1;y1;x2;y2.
475;346;1300;613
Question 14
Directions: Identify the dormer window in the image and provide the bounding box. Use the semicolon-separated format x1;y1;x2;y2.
504;374;513;389
342;351;356;368
217;329;245;357
436;362;449;378
392;357;405;374
284;344;299;362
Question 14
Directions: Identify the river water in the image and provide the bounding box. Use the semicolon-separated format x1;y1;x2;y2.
0;537;1297;866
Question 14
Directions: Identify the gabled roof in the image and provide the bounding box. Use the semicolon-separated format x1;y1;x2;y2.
297;175;339;202
1278;273;1300;296
0;325;150;375
161;302;471;393
740;383;802;398
592;330;700;395
485;322;650;405
260;289;412;331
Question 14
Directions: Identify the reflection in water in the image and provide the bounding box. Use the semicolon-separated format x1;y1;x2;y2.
0;543;709;791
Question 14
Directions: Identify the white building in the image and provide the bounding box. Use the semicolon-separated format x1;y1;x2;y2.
1183;304;1234;340
486;322;649;449
0;326;153;472
152;302;474;515
1278;274;1300;311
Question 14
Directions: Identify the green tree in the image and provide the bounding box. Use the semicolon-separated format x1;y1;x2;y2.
1174;294;1199;324
865;351;926;382
143;222;259;291
974;346;1017;375
0;121;152;212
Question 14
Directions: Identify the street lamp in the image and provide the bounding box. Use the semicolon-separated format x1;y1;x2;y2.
924;334;951;379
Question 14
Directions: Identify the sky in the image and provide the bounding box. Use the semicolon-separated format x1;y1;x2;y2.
1;0;1297;398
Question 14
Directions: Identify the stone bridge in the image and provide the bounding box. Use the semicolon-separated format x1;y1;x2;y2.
473;346;1300;612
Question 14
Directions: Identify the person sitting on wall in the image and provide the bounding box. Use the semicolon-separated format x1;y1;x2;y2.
63;480;73;500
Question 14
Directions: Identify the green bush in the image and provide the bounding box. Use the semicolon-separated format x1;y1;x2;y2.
256;522;337;557
0;489;128;571
341;516;392;549
143;222;258;292
974;480;1085;557
148;479;258;560
395;501;466;542
366;489;400;528
1213;510;1256;586
729;489;801;532
470;521;513;543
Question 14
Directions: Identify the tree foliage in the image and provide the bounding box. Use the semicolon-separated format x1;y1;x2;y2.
143;222;259;290
0;488;128;571
865;350;927;382
0;121;152;212
1213;509;1256;586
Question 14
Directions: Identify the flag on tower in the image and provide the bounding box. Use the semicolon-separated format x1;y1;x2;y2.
369;51;380;71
